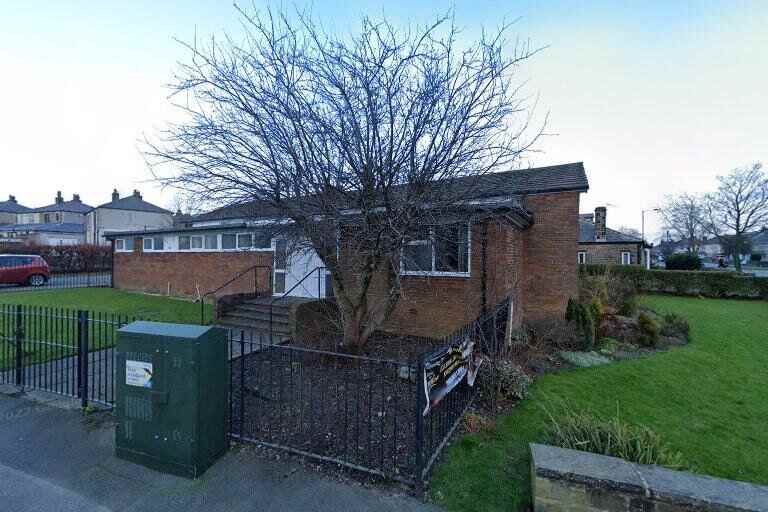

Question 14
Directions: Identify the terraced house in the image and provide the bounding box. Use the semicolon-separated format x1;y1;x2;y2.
107;163;590;338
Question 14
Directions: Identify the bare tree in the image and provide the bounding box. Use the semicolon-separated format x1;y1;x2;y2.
704;163;768;272
615;226;642;239
145;6;542;350
660;193;705;253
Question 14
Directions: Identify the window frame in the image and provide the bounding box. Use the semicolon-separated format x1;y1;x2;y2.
621;251;632;265
577;251;587;264
114;238;134;252
400;222;471;277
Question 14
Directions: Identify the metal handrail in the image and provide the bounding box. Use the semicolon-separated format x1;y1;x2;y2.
200;264;273;325
269;266;327;337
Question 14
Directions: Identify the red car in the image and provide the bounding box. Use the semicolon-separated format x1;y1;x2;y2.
0;255;50;287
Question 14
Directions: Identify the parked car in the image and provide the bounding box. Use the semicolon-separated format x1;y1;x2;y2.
0;255;50;286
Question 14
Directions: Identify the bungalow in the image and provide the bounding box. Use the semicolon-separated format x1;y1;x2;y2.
578;207;644;266
106;162;589;338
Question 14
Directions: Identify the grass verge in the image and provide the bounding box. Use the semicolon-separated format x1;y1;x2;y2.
429;296;768;511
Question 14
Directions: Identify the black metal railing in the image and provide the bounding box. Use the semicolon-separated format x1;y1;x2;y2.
269;266;326;336
229;296;512;485
200;265;273;325
0;304;134;408
414;297;511;482
227;329;418;483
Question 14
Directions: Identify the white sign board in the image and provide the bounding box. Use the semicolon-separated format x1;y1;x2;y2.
126;360;153;388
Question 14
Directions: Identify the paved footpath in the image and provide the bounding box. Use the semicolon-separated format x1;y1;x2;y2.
0;393;441;512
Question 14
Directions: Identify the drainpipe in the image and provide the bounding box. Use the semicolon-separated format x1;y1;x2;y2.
481;221;488;314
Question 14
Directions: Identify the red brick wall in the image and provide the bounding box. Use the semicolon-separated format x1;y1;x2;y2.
521;192;581;324
113;248;273;299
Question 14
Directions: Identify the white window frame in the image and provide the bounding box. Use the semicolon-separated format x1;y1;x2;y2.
222;233;238;251
115;239;127;252
621;251;632;265
577;251;587;264
143;236;165;252
400;222;471;278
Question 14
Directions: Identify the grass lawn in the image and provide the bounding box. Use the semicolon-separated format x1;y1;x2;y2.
430;295;768;511
0;289;213;369
0;288;210;324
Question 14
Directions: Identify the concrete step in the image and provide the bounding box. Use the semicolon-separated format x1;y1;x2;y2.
232;304;291;318
218;317;292;335
223;310;291;326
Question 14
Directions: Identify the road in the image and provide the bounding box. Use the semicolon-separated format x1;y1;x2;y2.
0;272;111;293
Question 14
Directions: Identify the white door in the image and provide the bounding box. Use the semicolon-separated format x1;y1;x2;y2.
273;240;327;298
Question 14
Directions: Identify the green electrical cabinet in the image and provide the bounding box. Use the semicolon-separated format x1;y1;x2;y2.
115;321;228;478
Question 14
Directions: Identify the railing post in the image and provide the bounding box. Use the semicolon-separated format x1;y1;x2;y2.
77;310;89;408
239;330;245;435
414;353;426;493
14;305;23;387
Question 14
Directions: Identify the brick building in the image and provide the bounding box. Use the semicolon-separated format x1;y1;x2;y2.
578;207;644;266
107;162;589;338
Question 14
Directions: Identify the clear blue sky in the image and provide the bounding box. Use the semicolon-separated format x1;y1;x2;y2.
1;1;766;239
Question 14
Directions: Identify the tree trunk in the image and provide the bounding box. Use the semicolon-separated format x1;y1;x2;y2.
340;306;368;353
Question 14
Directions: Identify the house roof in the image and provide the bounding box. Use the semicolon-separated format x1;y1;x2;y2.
0;198;31;214
94;195;171;214
579;220;643;244
0;222;85;234
32;200;93;214
194;162;589;222
104;223;250;238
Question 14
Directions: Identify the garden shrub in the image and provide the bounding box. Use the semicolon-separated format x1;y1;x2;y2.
637;312;660;347
479;359;531;403
589;297;604;327
545;407;686;470
566;299;595;351
598;337;620;356
664;253;702;270
579;264;768;300
660;313;690;340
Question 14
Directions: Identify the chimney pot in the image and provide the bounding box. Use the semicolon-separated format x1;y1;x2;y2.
55;191;64;204
8;195;16;203
72;194;81;202
594;206;607;241
112;189;120;202
133;189;142;200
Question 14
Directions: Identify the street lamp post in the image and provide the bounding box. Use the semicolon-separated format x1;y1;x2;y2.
641;208;661;269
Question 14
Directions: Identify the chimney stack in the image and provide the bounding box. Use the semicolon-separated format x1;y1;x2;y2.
112;189;120;202
72;193;81;202
55;191;64;204
8;195;16;203
133;189;142;200
594;206;607;241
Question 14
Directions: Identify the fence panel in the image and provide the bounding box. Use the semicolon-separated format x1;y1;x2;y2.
228;331;419;483
0;304;131;408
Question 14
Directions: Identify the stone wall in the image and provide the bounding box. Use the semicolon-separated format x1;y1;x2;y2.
579;242;644;266
531;444;768;512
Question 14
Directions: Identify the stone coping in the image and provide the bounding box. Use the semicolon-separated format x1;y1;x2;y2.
531;443;768;512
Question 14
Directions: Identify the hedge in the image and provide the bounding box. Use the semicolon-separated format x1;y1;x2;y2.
579;264;768;300
0;243;112;273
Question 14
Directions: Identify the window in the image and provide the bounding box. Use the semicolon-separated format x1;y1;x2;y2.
190;236;203;249
401;223;470;276
115;238;134;252
144;237;164;251
222;233;237;250
577;251;587;264
178;236;191;250
254;231;272;249
621;251;632;265
204;234;219;250
237;233;253;249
